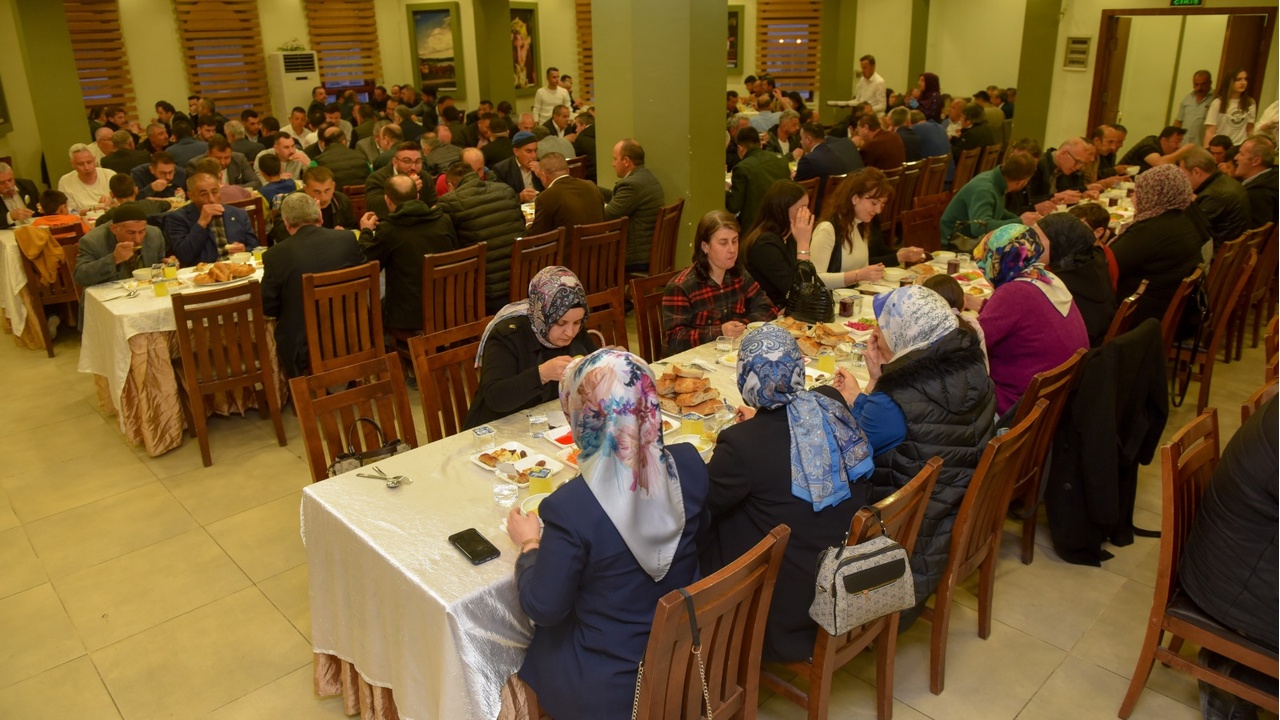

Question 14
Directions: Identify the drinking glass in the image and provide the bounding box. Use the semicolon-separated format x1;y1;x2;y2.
527;413;549;438
472;425;496;452
680;415;705;438
493;479;519;507
815;350;836;375
715;335;733;353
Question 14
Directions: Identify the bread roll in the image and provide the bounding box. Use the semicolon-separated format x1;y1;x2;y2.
671;363;704;378
676;388;719;407
673;377;709;394
685;398;723;416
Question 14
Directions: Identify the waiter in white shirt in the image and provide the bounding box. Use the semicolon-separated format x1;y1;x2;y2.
853;54;887;115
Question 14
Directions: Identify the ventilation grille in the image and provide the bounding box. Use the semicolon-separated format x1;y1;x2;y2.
1063;37;1091;71
282;53;318;73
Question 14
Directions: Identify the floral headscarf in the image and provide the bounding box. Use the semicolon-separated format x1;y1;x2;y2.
871;286;958;358
975;223;1073;316
1133;164;1193;224
475;266;589;367
736;324;873;511
560;349;684;581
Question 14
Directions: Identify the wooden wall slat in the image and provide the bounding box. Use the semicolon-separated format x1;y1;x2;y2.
173;0;270;112
304;0;382;88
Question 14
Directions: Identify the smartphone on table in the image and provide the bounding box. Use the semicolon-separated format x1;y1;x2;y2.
448;528;501;565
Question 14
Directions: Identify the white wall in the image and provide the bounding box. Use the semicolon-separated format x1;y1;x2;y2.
118;0;187;118
1115;16;1181;145
1169;15;1227;124
926;0;1027;98
0;0;42;177
854;0;913;95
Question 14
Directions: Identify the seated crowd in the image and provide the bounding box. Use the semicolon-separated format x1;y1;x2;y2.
6;59;1275;720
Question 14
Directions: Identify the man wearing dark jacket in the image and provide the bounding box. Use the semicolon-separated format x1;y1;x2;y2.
854;113;905;171
601;139;664;270
888;108;923;162
0;162;41;229
357;174;457;331
437;162;527;313
313;126;371;191
794;124;862;212
572;115;598;182
480;117;514;167
1180;146;1250;248
726;126;789;231
365;142;438;220
528;153;604;236
492;132;544;203
950;103;995;166
262;193;365;377
1233;135;1278;230
100;130;152;175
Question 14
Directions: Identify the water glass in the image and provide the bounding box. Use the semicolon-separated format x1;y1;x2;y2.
493;479;520;508
472;425;496;452
957;253;972;268
715;335;733;353
851;342;867;368
528;413;549;438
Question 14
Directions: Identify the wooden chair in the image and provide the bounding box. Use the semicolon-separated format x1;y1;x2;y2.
1118;409;1279;718
44;222;87;245
885;163;922;242
15;227;79;357
761;458;941;720
226;197;267;246
1007;349;1086;565
646;198;685;277
566;155;588;179
899;206;942;254
1245;224;1277;350
566;218;627;296
877;175;904;241
977;143;1002;174
631;271;678;363
1227;223;1277;359
913;191;951;213
343;184;367;219
951;147;982;192
1241;378;1278;424
420;243;486;337
1171;249;1258;414
408;317;490;443
920;400;1046;694
508;230;564;303
1266;315;1278;382
584;286;629;351
1103;279;1149;345
171;281;287;467
919;154;950;196
1221;227;1267;363
796;178;820;216
882;165;903;180
1160;268;1202;358
302;261;385;375
290;352;418;483
819;174;847;218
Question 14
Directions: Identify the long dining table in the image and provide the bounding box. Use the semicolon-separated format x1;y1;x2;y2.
300;333;876;720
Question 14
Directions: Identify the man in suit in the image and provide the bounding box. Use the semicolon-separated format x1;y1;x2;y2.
164;172;259;265
73;203;166;287
100;130;152;175
528;152;604;236
395;105;424;144
481;117;514;167
0;163;41;229
888;107;923;162
262;192;365;378
572;113;598;182
542;105;575;141
313;126;371;191
1233;134;1278;230
224;119;265;161
794;124;861;211
492;132;544;203
184;136;261;189
853;113;905;171
365;141;438;220
423;131;462;177
132;151;186;200
727;126;789;231
166;117;207;168
1180;146;1251;249
139;122;171;154
600;139;664;271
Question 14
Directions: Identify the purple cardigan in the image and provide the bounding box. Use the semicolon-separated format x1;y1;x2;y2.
978;280;1089;415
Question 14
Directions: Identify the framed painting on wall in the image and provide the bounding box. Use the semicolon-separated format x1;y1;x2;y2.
406;3;465;100
728;6;743;70
511;3;540;95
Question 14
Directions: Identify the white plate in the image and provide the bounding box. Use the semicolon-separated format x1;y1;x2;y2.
881;267;908;282
542;426;575;450
522;493;550;514
805;366;832;385
931;251;955;261
718;352;737;367
470;441;566;484
556;445;580;468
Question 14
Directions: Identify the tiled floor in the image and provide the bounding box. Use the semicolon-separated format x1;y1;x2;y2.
0;322;1269;719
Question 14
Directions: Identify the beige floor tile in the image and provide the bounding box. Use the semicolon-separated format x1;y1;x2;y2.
1099;506;1162;589
1;442;154;523
53;529;251;651
162;444;311;525
203;664;349;719
756;669;930;720
0;656;121;720
206;492;306;582
0;490;17;532
257;564;311;642
25;483;198;578
0;584;85;687
0;527;46;600
135;413;285;481
0;380;96;431
0;412;120;481
1017;655;1200;720
91;587;312;720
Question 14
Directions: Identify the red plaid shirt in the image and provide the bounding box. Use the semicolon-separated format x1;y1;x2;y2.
661;264;776;353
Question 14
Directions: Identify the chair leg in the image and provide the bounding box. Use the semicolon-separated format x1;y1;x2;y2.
875;616;900;720
1118;622;1165;719
1020;508;1038;565
806;644;836;720
1166;636;1185;658
978;548;997;639
188;390;213;467
929;584;955;695
262;382;288;448
1251;298;1264;348
1197;356;1214;415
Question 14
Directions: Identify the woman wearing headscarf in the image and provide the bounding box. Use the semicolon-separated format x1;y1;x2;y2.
910;72;943;123
853;286;995;626
464;266;596;427
974;224;1089;416
1108;164;1210;328
1037;213;1117;347
701;324;874;662
504;349;709;720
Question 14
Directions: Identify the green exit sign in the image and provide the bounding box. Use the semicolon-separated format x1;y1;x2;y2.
1171;0;1203;5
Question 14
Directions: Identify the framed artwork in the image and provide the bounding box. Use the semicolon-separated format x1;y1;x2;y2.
728;6;743;71
511;3;540;96
406;3;464;100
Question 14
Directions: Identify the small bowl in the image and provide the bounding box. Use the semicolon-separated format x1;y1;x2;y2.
230;252;252;264
747;321;765;331
1125;166;1139;176
669;434;713;461
931;251;955;261
881;267;908;283
521;493;550;514
131;269;151;282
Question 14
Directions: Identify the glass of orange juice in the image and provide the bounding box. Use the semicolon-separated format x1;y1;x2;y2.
680;415;705;438
815;350;836;375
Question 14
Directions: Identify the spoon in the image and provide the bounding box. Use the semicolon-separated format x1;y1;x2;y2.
104;290;140;301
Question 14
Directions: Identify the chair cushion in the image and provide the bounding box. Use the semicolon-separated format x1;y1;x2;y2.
1166;590;1279;661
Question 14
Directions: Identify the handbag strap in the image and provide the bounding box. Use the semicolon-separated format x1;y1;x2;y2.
344;417;387;455
844;505;889;545
632;589;714;720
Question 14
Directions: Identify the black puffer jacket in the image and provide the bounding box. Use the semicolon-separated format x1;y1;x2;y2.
868;328;996;620
436;173;527;313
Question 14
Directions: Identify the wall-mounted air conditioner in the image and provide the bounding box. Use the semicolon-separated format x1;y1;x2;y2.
268;51;319;118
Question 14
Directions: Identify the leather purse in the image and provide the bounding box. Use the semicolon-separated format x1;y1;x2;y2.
809;509;915;635
785;260;834;323
326;417;412;477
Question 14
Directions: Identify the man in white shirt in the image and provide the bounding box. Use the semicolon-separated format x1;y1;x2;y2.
58;144;116;213
1173;70;1214;147
532;67;571;125
853;54;887;115
283;107;310;144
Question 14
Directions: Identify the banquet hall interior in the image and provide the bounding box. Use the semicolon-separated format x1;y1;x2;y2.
0;0;1277;718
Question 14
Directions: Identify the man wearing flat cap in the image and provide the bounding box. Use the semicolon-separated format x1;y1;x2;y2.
73;202;168;286
492;131;544;202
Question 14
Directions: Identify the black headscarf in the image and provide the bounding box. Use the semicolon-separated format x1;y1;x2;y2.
1038;213;1099;273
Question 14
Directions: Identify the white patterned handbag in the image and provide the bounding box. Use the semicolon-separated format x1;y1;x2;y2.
809;511;916;635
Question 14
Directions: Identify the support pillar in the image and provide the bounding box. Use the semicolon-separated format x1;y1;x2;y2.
819;0;859;125
14;0;86;180
472;0;515;110
1014;0;1061;145
908;0;930;83
593;0;722;268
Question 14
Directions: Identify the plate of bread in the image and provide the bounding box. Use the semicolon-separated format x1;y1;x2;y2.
771;317;852;356
656;363;724;417
189;261;257;287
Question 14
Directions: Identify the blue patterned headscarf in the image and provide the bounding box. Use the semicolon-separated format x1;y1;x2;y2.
736;324;874;510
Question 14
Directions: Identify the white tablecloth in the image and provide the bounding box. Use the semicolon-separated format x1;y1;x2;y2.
0;229;28;337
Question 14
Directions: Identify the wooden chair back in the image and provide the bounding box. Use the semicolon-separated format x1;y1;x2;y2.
45;222;87;245
422;243;486;337
882;165;903;179
1103;279;1149;345
343;186;367;220
289;352;418;483
226;197;267;246
951;147;982;192
302;261;385;375
15;226;79;357
566;155;588;179
170;280;286;466
1206;237;1247;318
633;525;791;720
1267;314;1279;381
925;401;1045;694
1241;379;1278;424
409;317;491;443
631;271;678;363
761;458;941;720
819;174;847;217
913;191;952;213
584;286;629;351
567;217;627;296
1008;349;1087;564
899;206;943;254
877;175;903;239
898;158;925;204
1185;249;1257;414
920;154;950;196
977;143;1002;173
796;178;820;217
883;165;919;241
1245;223;1277;352
1160;268;1202;356
648;198;685;276
508;230;564;303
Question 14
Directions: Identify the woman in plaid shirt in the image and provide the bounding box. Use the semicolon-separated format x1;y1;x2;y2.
662;209;776;353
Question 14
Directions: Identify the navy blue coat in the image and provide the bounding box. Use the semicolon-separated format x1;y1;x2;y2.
163;202;259;266
516;443;709;720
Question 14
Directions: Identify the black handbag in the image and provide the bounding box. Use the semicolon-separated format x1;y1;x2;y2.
1170;275;1211;408
326;417;412;477
786;260;834;323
